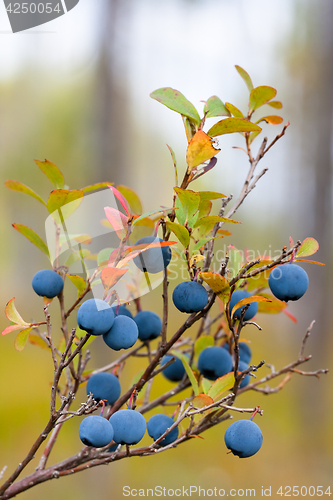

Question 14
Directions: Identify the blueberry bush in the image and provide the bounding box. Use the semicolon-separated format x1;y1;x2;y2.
0;66;328;498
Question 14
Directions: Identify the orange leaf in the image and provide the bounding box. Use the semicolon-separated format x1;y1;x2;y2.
283;308;297;323
186;131;220;169
231;295;271;318
1;324;24;336
101;267;128;291
104;207;128;239
192;394;214;408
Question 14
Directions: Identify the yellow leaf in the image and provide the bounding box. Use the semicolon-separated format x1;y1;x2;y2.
200;272;230;304
186;131;220;169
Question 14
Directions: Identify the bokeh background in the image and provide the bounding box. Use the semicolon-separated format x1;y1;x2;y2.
0;0;332;498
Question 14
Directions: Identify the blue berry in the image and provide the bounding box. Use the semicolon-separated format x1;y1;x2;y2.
134;311;162;341
161;355;186;382
103;315;138;351
32;269;64;298
229;290;258;321
133;236;172;274
172;281;208;313
79;415;114;448
237;361;251;388
111;304;133;319
198;346;233;381
109;409;146;445
223;341;252;364
224;419;263;458
86;372;121;406
77;298;115;336
147;414;179;446
268;263;309;302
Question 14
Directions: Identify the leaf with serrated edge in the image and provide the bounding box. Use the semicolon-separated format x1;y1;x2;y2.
5;297;29;325
5;180;47;206
296;237;319;258
171;351;199;396
231;296;271;318
200;273;230;304
186;131;220;169
208;372;235;401
194;336;214;359
207;118;261;137
204;96;230;118
34;159;65;189
235;65;254;92
249;86;277;112
150;87;201;125
12;224;50;259
166;221;190;248
15;327;32;352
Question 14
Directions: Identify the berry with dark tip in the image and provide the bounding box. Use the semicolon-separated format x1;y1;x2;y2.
79;415;114;448
147;414;179;446
109;409;146;445
103;315;138;351
86;372;121;406
229;290;258;321
268;263;309;302
32;269;64;299
111;304;133;319
134;311;162;341
77;298;115;336
172;281;208;313
198;346;233;381
133;236;172;274
224;419;263;458
161;355;186;382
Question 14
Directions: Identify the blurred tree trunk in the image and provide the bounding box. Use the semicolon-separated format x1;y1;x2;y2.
94;0;131;185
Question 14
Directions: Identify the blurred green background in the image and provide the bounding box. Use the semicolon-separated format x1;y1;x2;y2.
0;0;332;498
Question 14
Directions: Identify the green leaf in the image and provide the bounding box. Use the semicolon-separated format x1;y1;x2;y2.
81;182;114;193
198;191;226;201
34;159;65;189
197;199;212;220
204;96;230;118
225;102;244;118
249;86;277;112
200;272;230;304
167;145;178;187
192;236;224;253
248;130;261;145
132;207;175;226
65;249;91;268
166;221;190;248
194;336;215;359
201;378;213;394
150;87;201;125
174;188;201;227
14;327;33;352
171;351;199;396
97;248;113;266
207;372;235;401
117;185;143;215
296;237;319;258
255;116;283;125
207;118;261;137
257;293;287;313
66;275;87;296
235;65;253;92
193;215;240;229
5;180;47;206
12;223;50;259
47;189;84;223
267;101;283;109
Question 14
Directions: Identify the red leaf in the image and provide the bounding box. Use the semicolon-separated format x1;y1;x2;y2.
108;186;130;216
101;267;128;291
104;207;128;238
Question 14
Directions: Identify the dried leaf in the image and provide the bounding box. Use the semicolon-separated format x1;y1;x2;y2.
186;131;220;169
